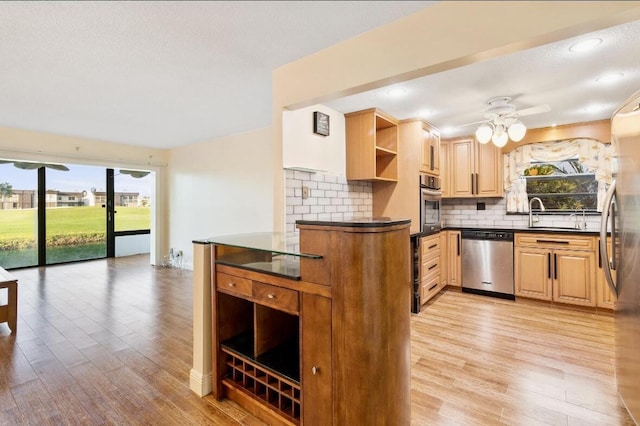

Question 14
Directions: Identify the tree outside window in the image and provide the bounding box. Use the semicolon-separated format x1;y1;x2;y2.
525;158;598;211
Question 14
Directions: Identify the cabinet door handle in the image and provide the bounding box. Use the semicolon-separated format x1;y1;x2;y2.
428;264;438;271
471;174;475;195
547;253;551;279
430;145;435;170
475;173;479;195
457;234;460;256
312;366;319;375
267;293;276;299
228;282;236;287
429;283;438;291
554;253;558;280
428;244;437;249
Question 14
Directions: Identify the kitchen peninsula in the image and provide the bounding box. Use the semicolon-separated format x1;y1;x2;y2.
191;218;412;425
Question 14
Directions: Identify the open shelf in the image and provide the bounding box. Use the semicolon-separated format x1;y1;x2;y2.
221;333;300;383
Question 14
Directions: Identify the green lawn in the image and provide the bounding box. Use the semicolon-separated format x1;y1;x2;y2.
0;206;150;245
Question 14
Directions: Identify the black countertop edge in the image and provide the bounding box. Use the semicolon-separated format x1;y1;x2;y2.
296;217;411;228
410;226;603;238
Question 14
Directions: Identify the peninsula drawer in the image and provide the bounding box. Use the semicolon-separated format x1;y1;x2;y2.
216;272;252;298
515;233;595;250
252;281;299;315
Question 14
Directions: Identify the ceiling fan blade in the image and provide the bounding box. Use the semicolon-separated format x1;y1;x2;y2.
45;164;70;171
515;104;551;117
457;119;489;127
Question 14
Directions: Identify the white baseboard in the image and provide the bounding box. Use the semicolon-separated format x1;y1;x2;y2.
189;369;213;397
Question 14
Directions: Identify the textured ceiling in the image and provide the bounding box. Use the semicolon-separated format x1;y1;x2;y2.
326;19;640;139
0;1;434;149
2;2;638;150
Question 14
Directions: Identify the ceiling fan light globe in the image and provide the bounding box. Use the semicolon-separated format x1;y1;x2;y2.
508;122;527;142
475;124;492;144
492;130;509;147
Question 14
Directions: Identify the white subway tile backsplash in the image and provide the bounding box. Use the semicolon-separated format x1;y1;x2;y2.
441;198;602;230
303;180;319;190
285;171;373;227
294;171;311;181
294;205;310;214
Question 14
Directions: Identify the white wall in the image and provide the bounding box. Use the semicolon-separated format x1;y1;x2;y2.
282;104;346;176
168;127;274;270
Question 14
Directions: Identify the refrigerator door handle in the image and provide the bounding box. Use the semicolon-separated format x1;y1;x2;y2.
599;179;617;296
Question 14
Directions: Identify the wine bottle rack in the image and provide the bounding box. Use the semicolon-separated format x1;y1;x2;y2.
222;348;301;424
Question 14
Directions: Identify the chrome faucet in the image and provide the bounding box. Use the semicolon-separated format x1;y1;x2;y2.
569;210;588;230
529;197;546;227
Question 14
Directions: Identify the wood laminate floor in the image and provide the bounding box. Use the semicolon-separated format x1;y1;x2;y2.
0;255;634;425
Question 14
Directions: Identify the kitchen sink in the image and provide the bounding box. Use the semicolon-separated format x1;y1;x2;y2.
527;226;585;232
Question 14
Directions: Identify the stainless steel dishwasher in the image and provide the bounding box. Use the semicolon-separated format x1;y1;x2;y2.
461;230;515;300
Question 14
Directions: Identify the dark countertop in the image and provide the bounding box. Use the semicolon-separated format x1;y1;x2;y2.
297;217;411;228
411;226;603;238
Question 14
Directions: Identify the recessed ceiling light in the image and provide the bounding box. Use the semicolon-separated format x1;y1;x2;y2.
386;88;406;97
569;38;602;52
596;72;624;84
584;104;607;113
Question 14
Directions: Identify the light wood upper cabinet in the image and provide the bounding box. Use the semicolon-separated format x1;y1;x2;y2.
444;137;503;198
419;123;440;177
440;140;451;198
345;108;398;182
514;233;597;307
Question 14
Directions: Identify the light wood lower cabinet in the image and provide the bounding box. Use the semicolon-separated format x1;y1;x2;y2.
420;233;442;304
446;230;461;287
514;247;552;300
514;233;597;307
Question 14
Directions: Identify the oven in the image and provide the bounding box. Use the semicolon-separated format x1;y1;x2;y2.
420;175;442;233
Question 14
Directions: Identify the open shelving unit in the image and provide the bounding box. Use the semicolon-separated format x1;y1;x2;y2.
345;108;398;181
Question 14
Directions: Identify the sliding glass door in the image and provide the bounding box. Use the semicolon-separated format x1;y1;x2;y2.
0;159;152;269
45;164;107;264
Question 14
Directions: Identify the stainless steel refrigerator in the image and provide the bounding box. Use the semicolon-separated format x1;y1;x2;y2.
601;90;640;424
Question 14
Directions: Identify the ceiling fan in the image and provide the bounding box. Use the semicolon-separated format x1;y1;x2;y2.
460;96;551;147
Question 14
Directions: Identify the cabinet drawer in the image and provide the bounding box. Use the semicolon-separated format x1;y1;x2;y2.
515;233;595;250
421;254;440;280
216;272;252;298
421;275;441;304
421;234;440;257
253;282;299;314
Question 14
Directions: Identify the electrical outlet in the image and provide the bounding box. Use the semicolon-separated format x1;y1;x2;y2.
302;186;310;199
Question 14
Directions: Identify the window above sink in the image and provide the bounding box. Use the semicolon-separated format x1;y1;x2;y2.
504;138;615;213
525;158;598;212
